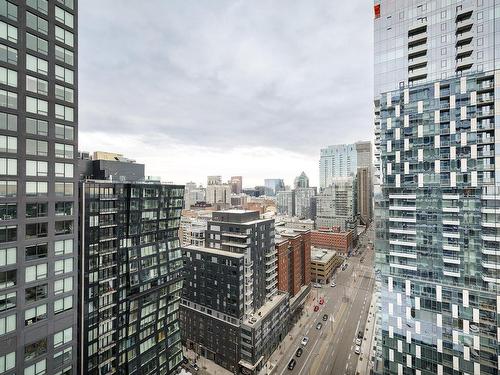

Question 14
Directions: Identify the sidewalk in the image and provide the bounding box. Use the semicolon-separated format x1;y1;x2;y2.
183;348;232;375
355;291;378;375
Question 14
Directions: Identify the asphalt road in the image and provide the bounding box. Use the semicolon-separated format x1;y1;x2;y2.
273;229;375;375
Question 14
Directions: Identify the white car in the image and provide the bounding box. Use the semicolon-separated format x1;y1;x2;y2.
354;345;361;355
313;283;322;288
356;337;362;346
330;282;336;287
301;336;309;346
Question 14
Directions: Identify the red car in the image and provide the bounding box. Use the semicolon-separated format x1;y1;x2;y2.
314;305;319;312
319;298;324;305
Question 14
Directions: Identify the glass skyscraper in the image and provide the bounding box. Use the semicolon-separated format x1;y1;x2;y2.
0;1;78;374
374;1;499;375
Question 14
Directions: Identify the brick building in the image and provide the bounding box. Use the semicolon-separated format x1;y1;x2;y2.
310;228;356;255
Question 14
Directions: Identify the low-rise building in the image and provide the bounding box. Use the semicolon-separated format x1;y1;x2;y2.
310;228;356;256
310;247;343;284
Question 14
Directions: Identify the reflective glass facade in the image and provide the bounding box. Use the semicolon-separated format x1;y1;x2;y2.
375;1;499;375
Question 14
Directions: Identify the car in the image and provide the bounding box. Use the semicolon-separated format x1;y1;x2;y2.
314;305;319;312
330;282;336;287
356;337;362;346
192;363;200;371
322;314;328;321
316;322;322;330
295;347;303;357
357;331;363;339
354;345;361;355
313;283;322;288
288;359;297;370
319;298;324;305
182;357;189;364
301;336;309;346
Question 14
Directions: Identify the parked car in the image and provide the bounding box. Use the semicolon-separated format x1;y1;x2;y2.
314;305;319;312
330;282;336;287
356;337;362;346
357;331;363;339
313;283;322;288
295;347;303;357
301;336;309;346
322;314;328;321
316;322;322;330
354;346;361;355
192;363;200;371
288;359;296;370
319;298;324;305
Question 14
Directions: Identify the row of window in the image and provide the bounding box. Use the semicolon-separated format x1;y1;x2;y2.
0;220;73;244
0;158;74;178
0;239;72;269
0;137;74;158
0;114;75;141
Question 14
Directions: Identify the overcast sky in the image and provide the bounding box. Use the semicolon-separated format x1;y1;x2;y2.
79;0;373;187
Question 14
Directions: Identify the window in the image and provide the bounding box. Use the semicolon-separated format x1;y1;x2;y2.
0;246;14;266
55;124;73;140
26;202;47;218
54;258;72;275
0;43;16;64
25;283;47;302
26;139;47;156
0;225;15;243
24;358;46;375
0;67;17;87
54;220;72;235
26;12;47;35
24;338;47;361
55;84;73;103
0;181;15;197
26;33;48;55
0;158;16;175
55;163;73;178
55;26;73;47
0;291;15;311
55;6;73;28
26;0;47;15
55;45;73;66
26;117;47;136
55;65;73;85
0;135;15;153
0;351;15;373
53;347;71;368
54;295;72;314
54;239;72;256
0;203;15;220
0;313;15;335
25;304;47;326
25;222;47;239
26;160;47;176
0;112;15;131
0;1;17;21
55;104;73;122
0;269;15;290
25;263;47;282
57;0;74;9
25;243;47;260
26;181;47;197
26;55;48;75
0;89;16;109
54;327;72;348
26;75;48;95
55;143;73;159
0;21;16;43
55;202;73;216
55;182;73;196
54;277;72;295
26;96;48;115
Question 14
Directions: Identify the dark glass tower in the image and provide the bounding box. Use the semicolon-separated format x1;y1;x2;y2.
0;1;78;374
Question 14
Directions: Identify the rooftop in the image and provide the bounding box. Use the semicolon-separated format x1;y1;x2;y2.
243;292;288;326
311;247;337;264
183;244;245;259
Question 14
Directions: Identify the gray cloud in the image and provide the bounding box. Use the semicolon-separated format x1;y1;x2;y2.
79;0;373;154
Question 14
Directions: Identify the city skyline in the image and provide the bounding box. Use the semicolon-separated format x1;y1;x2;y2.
78;0;373;186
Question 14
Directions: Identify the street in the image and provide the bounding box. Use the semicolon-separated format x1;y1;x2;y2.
271;227;375;375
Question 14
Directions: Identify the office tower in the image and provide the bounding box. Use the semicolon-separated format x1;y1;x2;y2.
264;178;285;196
79;180;185;374
183;182;205;209
355;141;374;222
0;1;78;374
374;1;499;375
230;175;242;194
319;143;357;189
294;187;317;220
315;177;356;230
276;190;294;216
294;171;309;188
180;210;290;374
78;151;145;182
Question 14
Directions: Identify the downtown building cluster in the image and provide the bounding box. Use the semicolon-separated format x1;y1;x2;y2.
374;1;499;375
0;2;186;375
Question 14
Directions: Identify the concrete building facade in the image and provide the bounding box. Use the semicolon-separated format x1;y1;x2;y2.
315;177;357;230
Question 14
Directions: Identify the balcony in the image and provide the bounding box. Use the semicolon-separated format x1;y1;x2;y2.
443;219;460;226
481;248;500;256
408;55;427;70
408;44;427;59
456;56;473;71
455;30;473;47
389;239;416;247
408;32;427;46
443;257;460;265
443;244;460;252
481;274;500;284
481;261;500;270
481;235;500;242
456;44;473;59
408;66;427;81
389;251;417;259
389;205;416;211
443;270;460;277
389;263;417;271
222;232;248;239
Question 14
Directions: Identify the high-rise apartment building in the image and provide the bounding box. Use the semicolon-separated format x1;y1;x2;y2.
0;1;78;373
315;177;356;230
180;210;290;374
294;187;317;220
374;1;499;374
319;143;357;188
230;175;242;194
79;180;185;374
